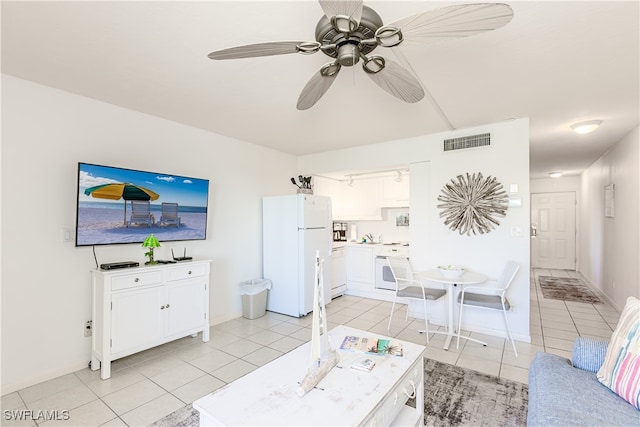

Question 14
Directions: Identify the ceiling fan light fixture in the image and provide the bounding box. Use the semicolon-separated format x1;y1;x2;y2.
362;55;385;73
571;120;602;134
331;15;359;33
375;26;403;47
320;62;341;77
548;171;563;178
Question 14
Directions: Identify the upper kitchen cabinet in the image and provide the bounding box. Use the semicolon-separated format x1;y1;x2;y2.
314;176;382;221
380;174;410;207
314;176;346;219
342;178;381;221
314;171;410;220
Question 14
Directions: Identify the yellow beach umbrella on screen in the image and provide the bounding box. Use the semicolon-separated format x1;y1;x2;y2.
84;183;160;225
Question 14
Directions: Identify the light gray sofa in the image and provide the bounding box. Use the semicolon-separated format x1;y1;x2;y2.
527;337;639;426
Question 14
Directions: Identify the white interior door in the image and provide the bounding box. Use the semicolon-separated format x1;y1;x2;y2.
531;192;576;269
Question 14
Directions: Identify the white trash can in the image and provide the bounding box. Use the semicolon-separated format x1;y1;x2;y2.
239;279;272;319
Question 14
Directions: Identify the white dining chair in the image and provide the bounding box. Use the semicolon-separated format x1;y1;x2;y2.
456;260;520;356
387;256;447;343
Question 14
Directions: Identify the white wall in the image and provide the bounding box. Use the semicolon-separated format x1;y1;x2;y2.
1;75;297;393
299;119;531;342
579;126;639;310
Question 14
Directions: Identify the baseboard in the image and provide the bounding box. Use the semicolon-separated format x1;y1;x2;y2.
459;322;531;343
2;360;89;395
577;272;622;312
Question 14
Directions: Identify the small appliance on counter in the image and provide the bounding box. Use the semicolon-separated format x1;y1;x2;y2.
332;222;348;241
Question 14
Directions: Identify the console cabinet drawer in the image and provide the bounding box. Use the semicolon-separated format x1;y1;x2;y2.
166;263;207;282
111;271;163;291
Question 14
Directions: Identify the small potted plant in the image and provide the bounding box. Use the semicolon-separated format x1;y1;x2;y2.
142;234;161;265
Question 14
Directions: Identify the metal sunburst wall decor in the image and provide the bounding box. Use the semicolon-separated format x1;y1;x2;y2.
437;172;508;236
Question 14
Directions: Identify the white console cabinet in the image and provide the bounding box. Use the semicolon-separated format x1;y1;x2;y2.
91;260;211;379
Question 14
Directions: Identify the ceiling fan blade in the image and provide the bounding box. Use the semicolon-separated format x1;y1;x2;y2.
297;63;341;110
319;0;363;30
208;41;317;60
387;3;513;45
363;57;424;104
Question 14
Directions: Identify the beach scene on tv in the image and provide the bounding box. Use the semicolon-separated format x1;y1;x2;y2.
76;163;209;246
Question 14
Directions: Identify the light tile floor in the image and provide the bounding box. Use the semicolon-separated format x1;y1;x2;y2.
1;269;620;427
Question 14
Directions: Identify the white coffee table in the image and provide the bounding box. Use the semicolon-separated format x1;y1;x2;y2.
193;325;426;426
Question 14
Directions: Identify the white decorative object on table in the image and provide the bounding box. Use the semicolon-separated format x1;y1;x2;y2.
296;251;339;397
437;265;465;278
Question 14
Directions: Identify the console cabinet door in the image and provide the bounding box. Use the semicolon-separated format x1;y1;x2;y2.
164;281;207;339
111;286;164;356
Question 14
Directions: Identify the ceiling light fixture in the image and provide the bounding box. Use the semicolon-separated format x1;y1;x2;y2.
394;171;403;182
548;171;563;178
347;177;354;187
571;120;602;134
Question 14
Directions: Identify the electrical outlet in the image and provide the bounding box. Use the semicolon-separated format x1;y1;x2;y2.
84;320;92;337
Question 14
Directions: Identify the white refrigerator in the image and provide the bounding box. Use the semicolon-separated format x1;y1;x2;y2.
263;194;332;317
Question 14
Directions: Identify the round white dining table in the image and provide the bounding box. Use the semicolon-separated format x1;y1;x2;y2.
417;270;487;350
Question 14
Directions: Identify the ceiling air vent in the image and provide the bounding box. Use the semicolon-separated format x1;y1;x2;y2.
443;133;491;152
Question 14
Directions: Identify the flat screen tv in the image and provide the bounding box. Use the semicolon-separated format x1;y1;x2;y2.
76;162;209;246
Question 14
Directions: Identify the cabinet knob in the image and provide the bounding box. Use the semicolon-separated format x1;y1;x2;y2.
160;305;165;310
166;304;170;309
188;271;192;275
134;278;140;282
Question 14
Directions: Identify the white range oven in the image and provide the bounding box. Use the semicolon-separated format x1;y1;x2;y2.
374;244;410;290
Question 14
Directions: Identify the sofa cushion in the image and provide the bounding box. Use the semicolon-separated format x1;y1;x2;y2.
597;296;640;409
573;337;608;373
528;352;640;426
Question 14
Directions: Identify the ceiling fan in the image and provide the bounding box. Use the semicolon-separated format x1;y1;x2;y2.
208;1;513;110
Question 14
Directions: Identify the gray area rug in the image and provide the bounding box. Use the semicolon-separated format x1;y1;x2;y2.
417;358;528;427
148;404;198;427
538;275;603;303
150;358;528;426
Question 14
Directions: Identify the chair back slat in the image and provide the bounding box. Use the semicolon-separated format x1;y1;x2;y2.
497;261;520;291
387;256;414;283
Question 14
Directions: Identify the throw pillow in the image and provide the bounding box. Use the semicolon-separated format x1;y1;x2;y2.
597;296;640;409
573;337;608;373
